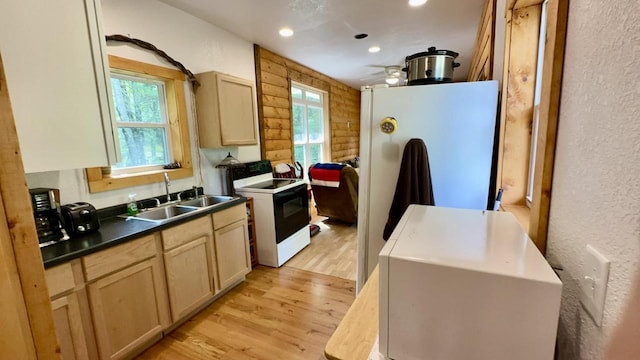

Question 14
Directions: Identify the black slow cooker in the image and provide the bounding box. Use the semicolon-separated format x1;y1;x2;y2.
403;47;460;85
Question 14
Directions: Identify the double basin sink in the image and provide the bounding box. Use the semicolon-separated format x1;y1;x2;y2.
124;195;236;225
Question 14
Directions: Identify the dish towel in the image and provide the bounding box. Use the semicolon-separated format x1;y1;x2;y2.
309;163;345;187
383;138;435;240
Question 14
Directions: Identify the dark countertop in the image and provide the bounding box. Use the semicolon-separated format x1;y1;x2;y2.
41;196;246;269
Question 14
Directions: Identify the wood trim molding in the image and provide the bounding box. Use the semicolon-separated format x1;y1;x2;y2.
108;55;185;81
495;9;513;196
87;167;193;193
0;52;58;358
87;56;193;193
529;0;569;252
496;0;568;253
500;4;542;206
513;0;545;9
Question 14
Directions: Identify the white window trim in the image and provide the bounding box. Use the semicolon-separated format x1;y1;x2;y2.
109;72;173;176
291;81;331;168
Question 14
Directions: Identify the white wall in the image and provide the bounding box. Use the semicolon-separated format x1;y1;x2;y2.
26;0;261;208
546;1;640;359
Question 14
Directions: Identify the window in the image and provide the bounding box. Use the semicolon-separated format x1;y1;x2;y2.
86;55;192;192
110;73;172;174
291;83;330;171
526;0;548;206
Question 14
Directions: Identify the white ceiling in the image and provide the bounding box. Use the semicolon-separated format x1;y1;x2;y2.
159;0;485;88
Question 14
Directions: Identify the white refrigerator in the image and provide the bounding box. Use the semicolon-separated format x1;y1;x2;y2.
357;81;499;282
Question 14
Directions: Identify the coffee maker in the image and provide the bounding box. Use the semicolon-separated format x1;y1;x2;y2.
29;188;68;246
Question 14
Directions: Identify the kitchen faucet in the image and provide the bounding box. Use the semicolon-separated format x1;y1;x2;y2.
177;185;201;201
164;172;170;202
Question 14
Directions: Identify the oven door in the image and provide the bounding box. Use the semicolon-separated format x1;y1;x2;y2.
273;184;309;243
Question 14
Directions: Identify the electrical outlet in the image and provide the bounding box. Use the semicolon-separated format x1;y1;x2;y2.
580;245;611;327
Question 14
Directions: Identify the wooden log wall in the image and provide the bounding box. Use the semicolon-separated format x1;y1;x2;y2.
468;0;497;81
254;45;360;166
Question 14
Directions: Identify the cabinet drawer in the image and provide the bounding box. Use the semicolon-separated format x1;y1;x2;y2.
83;234;158;282
161;216;212;251
46;262;76;297
212;204;245;230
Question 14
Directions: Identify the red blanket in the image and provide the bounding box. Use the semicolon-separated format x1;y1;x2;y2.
309;163;344;187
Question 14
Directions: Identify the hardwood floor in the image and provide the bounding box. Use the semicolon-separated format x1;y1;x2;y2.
137;201;359;359
283;211;357;281
137;266;356;360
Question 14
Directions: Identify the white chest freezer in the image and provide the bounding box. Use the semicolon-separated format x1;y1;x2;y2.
379;205;562;360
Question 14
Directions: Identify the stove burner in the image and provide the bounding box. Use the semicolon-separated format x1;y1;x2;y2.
241;179;298;190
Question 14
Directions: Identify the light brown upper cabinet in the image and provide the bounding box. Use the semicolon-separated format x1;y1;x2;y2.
195;72;258;147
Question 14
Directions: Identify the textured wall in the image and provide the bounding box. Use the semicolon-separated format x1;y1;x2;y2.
546;1;640;359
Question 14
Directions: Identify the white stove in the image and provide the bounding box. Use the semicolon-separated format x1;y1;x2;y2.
232;161;310;267
233;173;306;193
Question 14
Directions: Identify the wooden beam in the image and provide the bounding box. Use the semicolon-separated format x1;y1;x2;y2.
0;53;58;358
0;194;37;358
495;9;513;195
499;5;541;206
254;44;268;160
529;0;569;253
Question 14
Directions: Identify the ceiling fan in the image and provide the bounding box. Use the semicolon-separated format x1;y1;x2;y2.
362;65;405;86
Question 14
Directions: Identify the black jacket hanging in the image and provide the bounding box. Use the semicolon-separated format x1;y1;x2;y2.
383;138;435;240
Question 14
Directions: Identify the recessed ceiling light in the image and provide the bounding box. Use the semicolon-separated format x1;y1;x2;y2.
279;27;294;37
408;0;428;7
368;46;381;53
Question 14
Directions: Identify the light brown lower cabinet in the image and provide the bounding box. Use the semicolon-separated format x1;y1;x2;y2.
46;260;97;360
44;205;251;359
87;256;170;360
214;219;251;290
51;291;90;360
162;216;216;322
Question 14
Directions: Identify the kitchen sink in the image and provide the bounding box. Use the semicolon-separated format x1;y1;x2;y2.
122;195;237;224
135;205;197;220
178;195;235;208
124;205;198;224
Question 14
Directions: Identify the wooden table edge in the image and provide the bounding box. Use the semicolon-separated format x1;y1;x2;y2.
324;266;379;360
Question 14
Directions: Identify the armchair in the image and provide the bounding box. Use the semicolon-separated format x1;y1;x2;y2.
309;163;359;224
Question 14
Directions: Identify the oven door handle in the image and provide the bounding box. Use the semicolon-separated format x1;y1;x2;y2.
273;185;305;202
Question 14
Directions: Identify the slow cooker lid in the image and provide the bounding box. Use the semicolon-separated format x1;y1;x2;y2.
406;47;459;61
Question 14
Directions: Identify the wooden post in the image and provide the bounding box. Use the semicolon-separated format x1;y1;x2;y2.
529;0;569;252
0;53;59;358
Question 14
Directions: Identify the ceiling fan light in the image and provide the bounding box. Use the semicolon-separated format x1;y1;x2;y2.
408;0;428;7
384;65;402;77
385;76;399;85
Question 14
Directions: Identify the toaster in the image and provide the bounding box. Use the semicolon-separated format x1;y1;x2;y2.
61;202;100;236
